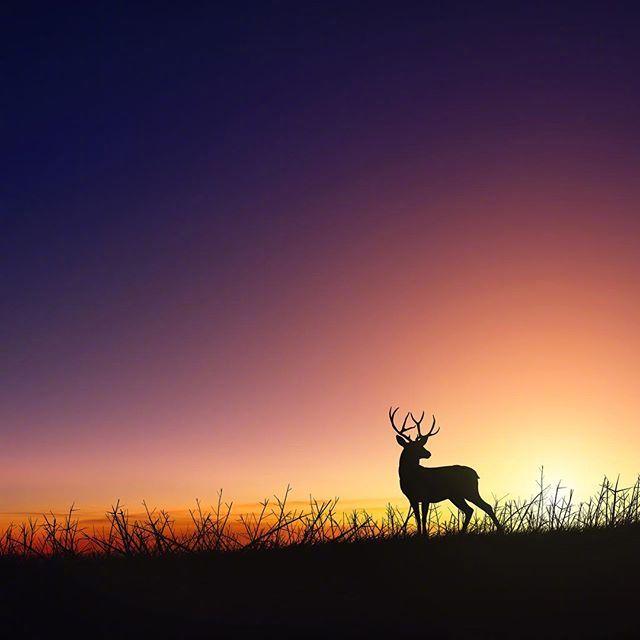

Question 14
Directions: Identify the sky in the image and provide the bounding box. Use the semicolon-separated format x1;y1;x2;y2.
3;3;640;518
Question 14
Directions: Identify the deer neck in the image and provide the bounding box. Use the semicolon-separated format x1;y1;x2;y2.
398;450;426;481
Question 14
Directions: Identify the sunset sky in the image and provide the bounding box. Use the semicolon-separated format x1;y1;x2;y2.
3;4;640;519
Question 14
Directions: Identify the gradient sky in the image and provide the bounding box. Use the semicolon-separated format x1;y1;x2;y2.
3;3;640;517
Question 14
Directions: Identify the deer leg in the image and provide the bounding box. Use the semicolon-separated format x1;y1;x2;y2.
421;502;430;536
450;497;473;533
468;494;503;532
410;500;421;535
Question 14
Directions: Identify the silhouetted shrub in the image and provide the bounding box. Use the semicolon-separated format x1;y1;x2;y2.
2;471;639;557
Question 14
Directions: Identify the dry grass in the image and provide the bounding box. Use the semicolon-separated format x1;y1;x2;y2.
2;470;639;558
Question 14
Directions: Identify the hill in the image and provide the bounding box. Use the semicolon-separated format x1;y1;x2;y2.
3;524;639;638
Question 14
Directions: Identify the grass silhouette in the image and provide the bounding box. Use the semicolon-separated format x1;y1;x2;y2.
2;471;639;556
2;471;640;637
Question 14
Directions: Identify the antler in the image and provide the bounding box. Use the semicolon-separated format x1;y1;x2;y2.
389;406;415;441
411;411;440;441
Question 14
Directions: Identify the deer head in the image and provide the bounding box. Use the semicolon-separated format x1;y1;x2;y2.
389;406;440;460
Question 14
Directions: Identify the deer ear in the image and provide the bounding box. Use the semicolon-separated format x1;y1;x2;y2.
396;435;407;447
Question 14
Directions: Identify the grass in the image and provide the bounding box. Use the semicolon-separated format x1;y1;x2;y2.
2;471;640;638
2;470;640;557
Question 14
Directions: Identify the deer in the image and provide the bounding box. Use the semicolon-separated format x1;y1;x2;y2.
389;406;502;536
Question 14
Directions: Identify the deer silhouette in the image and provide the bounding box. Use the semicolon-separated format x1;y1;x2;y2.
389;407;502;535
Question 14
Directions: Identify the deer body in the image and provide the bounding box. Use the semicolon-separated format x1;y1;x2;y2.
399;459;479;504
390;407;502;535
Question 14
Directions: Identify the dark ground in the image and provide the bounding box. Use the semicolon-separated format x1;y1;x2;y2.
2;526;639;638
